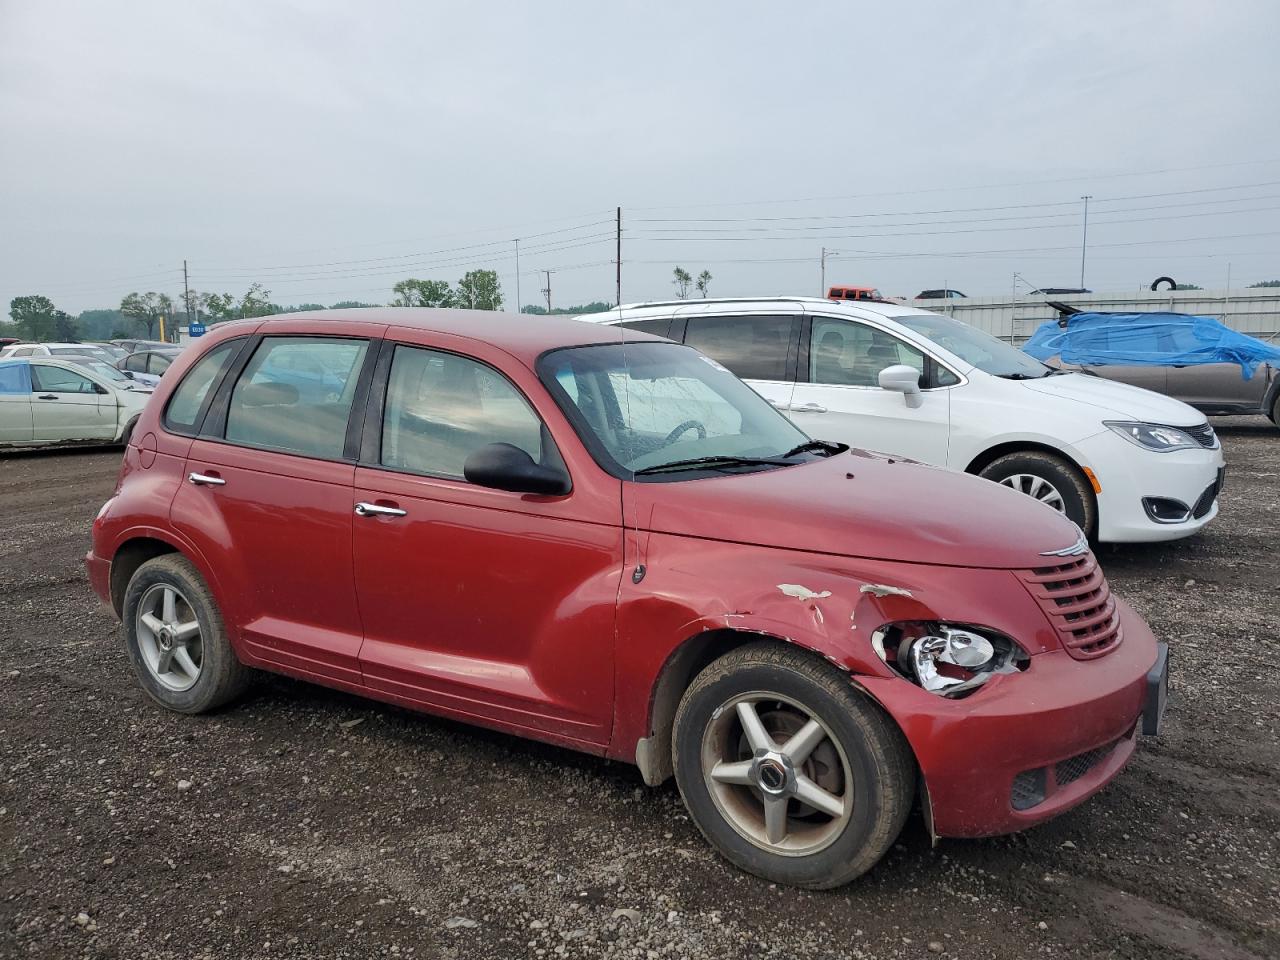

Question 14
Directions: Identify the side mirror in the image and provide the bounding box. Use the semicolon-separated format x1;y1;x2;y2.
463;442;571;496
878;364;923;409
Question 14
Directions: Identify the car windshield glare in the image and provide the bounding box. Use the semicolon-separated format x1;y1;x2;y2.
896;312;1051;378
540;342;810;477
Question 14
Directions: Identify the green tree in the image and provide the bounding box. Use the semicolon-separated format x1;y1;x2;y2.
9;295;59;340
522;301;614;315
454;270;503;310
51;310;78;341
78;309;129;341
191;285;279;321
696;270;712;298
672;267;692;299
392;278;455;308
330;300;380;309
120;291;174;339
1175;282;1203;291
1248;280;1280;288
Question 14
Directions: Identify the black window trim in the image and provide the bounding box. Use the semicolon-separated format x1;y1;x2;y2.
357;339;571;490
163;335;253;438
172;333;380;464
678;312;801;384
796;314;964;390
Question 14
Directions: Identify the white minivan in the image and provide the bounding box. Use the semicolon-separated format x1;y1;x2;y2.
579;298;1226;543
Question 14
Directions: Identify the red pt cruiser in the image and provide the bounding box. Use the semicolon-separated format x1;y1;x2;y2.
87;309;1168;888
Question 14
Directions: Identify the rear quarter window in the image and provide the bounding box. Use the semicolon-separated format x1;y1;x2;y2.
164;341;242;434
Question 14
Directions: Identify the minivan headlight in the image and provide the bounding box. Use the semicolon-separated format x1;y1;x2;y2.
871;622;1028;698
1104;421;1198;452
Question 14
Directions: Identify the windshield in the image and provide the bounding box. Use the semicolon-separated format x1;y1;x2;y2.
896;312;1053;378
540;342;813;478
62;359;133;384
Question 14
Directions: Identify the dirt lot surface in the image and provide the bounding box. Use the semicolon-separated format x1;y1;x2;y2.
2;420;1278;960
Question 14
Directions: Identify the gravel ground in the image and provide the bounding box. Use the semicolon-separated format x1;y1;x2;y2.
2;419;1278;960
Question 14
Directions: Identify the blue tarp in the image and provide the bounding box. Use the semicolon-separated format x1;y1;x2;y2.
0;359;32;394
1023;312;1280;380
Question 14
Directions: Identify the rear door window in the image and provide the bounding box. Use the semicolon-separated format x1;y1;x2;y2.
682;315;796;382
0;363;32;393
379;345;546;480
224;337;369;458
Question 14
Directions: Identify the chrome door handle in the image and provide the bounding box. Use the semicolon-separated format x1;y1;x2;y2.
792;402;828;414
355;501;407;518
188;472;226;486
766;399;791;410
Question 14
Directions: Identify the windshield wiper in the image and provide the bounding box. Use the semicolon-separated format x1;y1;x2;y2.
780;439;846;458
633;454;792;476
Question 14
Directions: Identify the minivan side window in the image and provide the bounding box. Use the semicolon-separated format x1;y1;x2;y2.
380;345;545;480
683;315;796;381
224;337;369;458
165;341;240;433
617;318;673;339
809;318;927;388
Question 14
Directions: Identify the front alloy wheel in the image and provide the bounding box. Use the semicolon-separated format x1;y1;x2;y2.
701;693;852;855
673;643;914;888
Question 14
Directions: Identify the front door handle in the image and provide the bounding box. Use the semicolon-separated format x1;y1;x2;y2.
188;472;226;486
766;399;791;410
37;394;57;400
355;501;407;518
792;402;828;414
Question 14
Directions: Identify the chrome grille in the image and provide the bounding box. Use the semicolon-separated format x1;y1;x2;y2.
1182;422;1217;449
1019;552;1123;660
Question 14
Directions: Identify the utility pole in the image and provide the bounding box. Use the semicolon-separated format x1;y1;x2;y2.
182;260;192;337
820;247;838;295
513;240;521;315
616;206;622;306
541;270;553;314
1079;195;1092;289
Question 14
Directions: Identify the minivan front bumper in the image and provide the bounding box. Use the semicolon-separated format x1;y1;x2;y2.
858;595;1160;838
1077;429;1225;542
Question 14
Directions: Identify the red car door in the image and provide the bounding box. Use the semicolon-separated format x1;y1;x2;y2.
169;330;378;690
351;332;624;750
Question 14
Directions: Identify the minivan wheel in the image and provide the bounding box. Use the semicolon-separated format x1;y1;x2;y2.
978;451;1095;536
122;555;252;713
672;643;913;889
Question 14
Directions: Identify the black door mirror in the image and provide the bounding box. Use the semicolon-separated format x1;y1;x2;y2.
463;443;571;496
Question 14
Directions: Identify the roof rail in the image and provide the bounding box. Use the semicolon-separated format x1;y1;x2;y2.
615;296;817;311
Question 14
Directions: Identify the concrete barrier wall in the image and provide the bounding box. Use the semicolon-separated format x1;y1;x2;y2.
915;289;1280;344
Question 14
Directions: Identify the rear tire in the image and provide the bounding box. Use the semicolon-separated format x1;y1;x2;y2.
978;450;1095;537
672;643;914;889
121;555;252;713
1270;391;1279;426
120;416;139;448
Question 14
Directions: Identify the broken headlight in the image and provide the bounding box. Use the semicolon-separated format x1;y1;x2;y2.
872;622;1029;698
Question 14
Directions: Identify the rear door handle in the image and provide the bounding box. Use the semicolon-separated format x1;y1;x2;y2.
37;394;57;400
792;402;828;414
355;501;407;518
188;472;226;486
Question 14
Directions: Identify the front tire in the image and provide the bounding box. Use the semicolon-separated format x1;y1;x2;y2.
672;643;914;889
121;555;252;713
978;450;1095;536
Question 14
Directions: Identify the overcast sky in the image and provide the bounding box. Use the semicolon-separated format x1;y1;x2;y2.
2;0;1278;317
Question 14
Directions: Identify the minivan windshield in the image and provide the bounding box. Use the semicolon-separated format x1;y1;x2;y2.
541;342;831;479
896;312;1055;379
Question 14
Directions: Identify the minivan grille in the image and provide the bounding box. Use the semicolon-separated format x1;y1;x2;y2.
1182;422;1218;449
1019;552;1122;660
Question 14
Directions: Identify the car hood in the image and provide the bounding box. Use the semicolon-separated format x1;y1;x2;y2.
627;450;1083;570
1017;372;1203;424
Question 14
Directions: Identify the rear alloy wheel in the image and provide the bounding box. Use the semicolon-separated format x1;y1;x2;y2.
122;555;252;713
978;451;1095;537
673;643;913;888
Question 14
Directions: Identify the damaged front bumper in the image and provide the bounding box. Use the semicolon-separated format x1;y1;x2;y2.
857;595;1162;838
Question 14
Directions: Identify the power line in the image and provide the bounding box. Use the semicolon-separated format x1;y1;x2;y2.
628;157;1280;212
